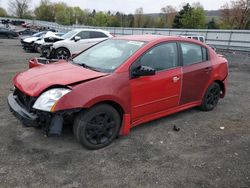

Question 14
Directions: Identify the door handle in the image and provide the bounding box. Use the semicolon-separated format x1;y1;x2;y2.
172;76;180;83
204;67;212;72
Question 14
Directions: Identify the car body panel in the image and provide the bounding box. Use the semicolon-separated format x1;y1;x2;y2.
13;62;108;96
180;60;212;104
131;67;182;120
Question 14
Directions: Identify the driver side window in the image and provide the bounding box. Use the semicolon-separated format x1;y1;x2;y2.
139;43;178;71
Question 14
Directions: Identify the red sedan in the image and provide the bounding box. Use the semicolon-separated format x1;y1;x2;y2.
8;35;228;149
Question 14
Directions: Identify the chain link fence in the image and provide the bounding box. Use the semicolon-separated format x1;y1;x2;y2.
2;17;250;52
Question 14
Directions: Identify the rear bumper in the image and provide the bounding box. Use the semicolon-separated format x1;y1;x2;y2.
7;93;38;127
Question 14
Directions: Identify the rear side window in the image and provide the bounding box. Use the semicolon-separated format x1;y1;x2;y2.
199;37;204;42
202;47;208;61
180;43;208;66
139;43;178;71
90;31;108;38
76;31;90;39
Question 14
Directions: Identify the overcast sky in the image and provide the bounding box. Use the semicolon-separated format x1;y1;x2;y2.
1;0;231;14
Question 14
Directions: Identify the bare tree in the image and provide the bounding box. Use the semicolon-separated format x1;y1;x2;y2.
161;5;177;28
134;8;144;27
8;0;31;18
220;0;250;29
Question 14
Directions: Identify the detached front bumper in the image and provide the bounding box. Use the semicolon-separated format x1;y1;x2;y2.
7;93;38;127
21;42;34;51
8;92;80;135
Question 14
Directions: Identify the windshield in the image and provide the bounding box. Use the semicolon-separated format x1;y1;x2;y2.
73;39;145;72
62;30;78;39
33;32;45;37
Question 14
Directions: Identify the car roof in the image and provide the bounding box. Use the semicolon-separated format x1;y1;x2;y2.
113;35;192;42
73;28;110;34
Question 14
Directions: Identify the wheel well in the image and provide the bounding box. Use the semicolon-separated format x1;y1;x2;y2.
93;101;124;120
214;80;225;95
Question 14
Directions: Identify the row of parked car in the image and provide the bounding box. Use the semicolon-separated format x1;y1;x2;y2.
21;28;113;59
0;19;57;39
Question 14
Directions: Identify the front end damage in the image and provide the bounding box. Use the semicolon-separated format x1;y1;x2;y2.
7;87;79;136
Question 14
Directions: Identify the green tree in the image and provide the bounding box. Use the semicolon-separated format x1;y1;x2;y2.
73;7;87;25
34;0;55;21
172;3;206;29
93;11;109;26
0;7;7;17
173;3;193;28
54;2;74;25
107;15;121;27
180;6;206;28
207;18;219;29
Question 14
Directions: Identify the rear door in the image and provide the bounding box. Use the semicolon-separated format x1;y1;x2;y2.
179;42;212;104
130;42;182;120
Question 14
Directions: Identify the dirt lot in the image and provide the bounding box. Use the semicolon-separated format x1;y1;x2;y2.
0;38;250;188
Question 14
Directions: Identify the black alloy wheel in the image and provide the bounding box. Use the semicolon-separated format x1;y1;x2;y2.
200;82;221;111
74;104;121;150
85;113;116;145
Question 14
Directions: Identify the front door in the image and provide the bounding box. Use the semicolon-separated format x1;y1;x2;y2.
130;42;182;120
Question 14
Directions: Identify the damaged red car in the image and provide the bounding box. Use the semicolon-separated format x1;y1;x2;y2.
8;35;228;149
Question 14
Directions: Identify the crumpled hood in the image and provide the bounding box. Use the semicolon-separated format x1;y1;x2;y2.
34;39;44;45
23;37;39;43
13;62;108;96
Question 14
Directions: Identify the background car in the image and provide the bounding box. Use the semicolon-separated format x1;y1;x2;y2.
17;28;38;36
0;28;18;38
49;29;113;59
34;32;64;52
8;35;228;149
183;35;206;43
20;31;47;51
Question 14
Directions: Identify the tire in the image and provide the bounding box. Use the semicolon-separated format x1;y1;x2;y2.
200;82;221;111
73;104;121;150
55;47;70;60
34;44;39;52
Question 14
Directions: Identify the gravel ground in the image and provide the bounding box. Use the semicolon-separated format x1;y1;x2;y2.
0;39;250;188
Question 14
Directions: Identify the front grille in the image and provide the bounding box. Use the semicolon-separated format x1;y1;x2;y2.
14;88;36;112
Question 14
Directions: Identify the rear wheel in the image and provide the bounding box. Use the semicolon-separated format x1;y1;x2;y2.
200;82;221;111
73;104;121;150
55;47;70;60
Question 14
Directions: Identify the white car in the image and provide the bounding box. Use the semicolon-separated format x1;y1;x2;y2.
180;35;206;43
34;32;64;52
21;31;47;51
51;29;113;59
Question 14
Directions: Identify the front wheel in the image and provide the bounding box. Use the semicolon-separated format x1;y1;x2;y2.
200;82;221;111
73;104;121;150
55;47;70;60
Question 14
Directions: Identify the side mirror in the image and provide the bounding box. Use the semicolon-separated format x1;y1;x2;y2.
74;36;81;42
132;65;156;78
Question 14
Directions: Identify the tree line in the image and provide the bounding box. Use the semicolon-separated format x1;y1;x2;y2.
1;0;250;29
